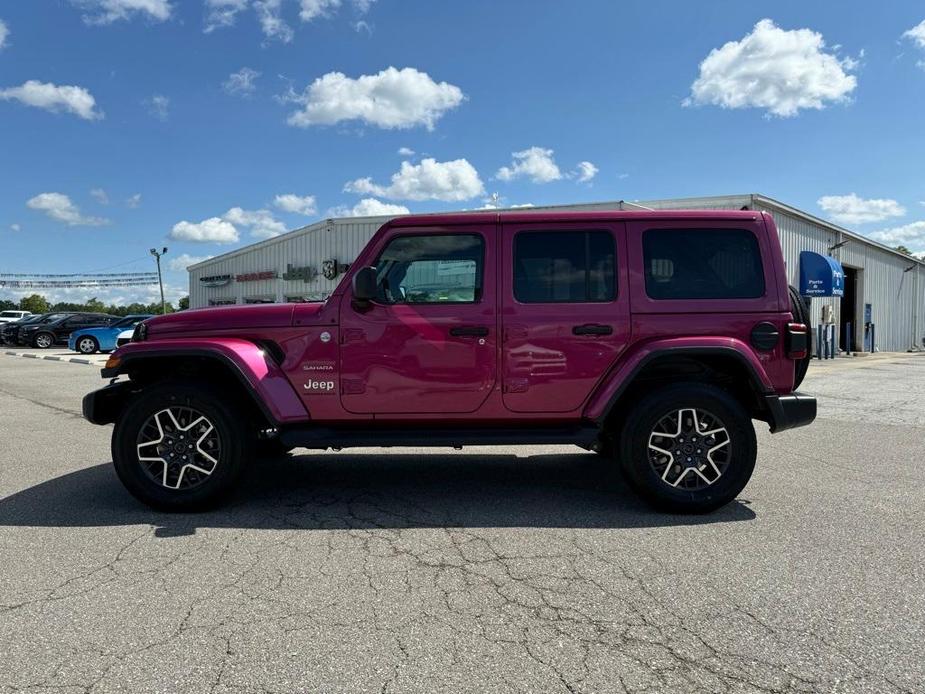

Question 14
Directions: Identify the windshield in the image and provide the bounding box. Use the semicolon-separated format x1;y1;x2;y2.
112;316;146;328
0;311;23;318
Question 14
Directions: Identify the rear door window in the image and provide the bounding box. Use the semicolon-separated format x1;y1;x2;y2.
513;230;615;303
643;228;765;300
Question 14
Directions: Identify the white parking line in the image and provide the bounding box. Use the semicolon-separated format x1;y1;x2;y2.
3;350;104;366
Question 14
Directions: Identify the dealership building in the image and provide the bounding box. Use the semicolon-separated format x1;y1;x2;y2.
188;193;925;353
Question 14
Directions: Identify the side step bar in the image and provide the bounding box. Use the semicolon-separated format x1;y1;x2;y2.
278;425;600;450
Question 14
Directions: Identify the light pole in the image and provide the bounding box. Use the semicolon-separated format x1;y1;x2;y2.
150;247;168;314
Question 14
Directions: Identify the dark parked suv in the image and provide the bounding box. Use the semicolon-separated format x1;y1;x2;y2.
19;312;116;348
1;313;70;346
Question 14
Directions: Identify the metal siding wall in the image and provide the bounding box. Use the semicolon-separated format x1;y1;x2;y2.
189;219;386;308
757;204;925;352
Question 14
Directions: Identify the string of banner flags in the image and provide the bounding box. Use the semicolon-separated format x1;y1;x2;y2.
0;271;159;289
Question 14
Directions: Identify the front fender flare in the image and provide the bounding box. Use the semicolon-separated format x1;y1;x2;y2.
97;338;308;425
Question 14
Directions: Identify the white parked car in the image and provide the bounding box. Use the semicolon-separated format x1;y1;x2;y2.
115;329;134;348
0;310;32;324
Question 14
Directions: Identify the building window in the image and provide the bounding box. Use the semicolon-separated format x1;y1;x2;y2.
513;230;615;303
374;234;485;304
244;296;275;304
209;298;237;306
643;228;765;300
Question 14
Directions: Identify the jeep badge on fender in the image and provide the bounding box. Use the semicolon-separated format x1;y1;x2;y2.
83;209;816;512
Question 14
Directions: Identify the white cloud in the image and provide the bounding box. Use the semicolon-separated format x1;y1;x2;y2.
496;146;562;183
274;193;317;216
817;194;906;226
299;0;339;21
0;19;9;50
10;223;21;232
169;217;239;243
168;206;287;243
0;80;103;120
330;198;410;217
685;18;857;117
90;188;110;205
168;253;214;272
126;193;142;208
903;20;925;49
398;146;415;156
478;195;534;210
223;67;260;97
223;206;287;238
204;0;248;32
345;158;484;202
144;94;169;121
301;0;375;22
26;193;109;227
254;0;293;42
71;0;172;25
575;161;598;183
284;66;464;130
869;221;925;256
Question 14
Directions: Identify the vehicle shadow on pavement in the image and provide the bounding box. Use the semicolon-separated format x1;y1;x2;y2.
0;452;755;535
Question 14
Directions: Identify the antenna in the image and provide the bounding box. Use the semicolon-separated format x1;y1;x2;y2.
620;200;654;211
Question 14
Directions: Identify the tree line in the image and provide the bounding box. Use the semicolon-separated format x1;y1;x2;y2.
0;294;190;316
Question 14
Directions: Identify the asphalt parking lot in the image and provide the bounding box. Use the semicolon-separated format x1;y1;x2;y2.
1;353;923;693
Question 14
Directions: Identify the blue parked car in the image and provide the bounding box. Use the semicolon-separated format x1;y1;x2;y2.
68;314;153;354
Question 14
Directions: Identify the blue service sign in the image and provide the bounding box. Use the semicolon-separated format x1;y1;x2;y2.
799;251;845;297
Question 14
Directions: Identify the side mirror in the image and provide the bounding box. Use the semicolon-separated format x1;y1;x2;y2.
352;266;378;303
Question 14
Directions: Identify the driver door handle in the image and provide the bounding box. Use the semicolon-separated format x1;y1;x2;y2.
572;323;613;336
450;326;489;337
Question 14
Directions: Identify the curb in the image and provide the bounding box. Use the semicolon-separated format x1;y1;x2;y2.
3;350;101;367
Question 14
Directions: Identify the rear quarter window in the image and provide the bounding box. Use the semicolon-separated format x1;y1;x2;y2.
643;228;765;300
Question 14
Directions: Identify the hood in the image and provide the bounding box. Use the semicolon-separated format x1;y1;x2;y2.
145;303;325;337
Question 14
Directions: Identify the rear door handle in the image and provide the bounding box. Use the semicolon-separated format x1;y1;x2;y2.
572;324;613;336
450;326;489;337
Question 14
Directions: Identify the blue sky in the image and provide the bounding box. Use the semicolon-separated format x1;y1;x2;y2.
1;0;924;304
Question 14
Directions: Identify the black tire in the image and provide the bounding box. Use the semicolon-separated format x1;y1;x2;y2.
788;285;811;389
33;332;55;349
618;383;756;513
112;382;252;511
76;335;99;354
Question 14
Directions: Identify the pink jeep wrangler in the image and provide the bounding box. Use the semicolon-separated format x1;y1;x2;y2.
83;210;815;513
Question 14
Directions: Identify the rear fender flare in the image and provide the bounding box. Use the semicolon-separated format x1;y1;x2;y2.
585;339;775;425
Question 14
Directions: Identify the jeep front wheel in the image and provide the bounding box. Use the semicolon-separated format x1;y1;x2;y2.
112;382;251;510
618;383;756;513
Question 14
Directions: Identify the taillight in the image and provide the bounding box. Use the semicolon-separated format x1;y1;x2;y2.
786;322;808;359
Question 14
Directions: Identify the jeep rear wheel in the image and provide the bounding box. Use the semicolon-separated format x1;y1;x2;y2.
112;382;251;510
618;383;756;513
